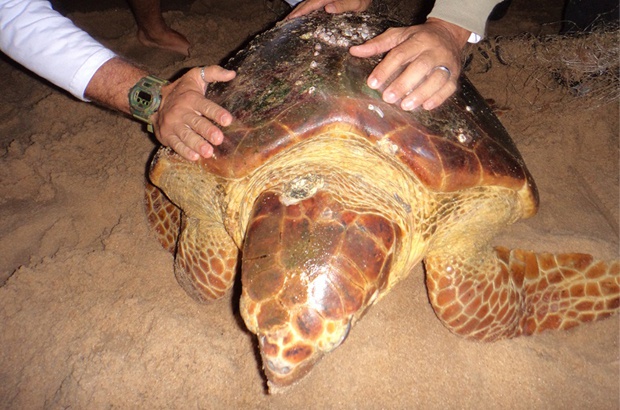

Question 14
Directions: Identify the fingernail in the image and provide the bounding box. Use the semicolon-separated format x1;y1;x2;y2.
325;4;335;12
368;77;379;89
423;101;435;110
211;130;223;145
220;114;232;126
200;145;212;158
383;92;396;103
402;100;414;110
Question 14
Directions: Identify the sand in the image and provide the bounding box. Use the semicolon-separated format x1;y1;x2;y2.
0;0;618;408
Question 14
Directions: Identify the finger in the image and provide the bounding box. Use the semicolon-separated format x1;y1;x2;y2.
379;52;440;104
400;68;454;111
186;113;225;146
165;133;201;161
349;28;405;58
350;30;416;91
422;80;457;110
201;65;236;83
286;0;332;19
174;124;216;159
194;97;233;127
365;42;424;93
379;63;425;105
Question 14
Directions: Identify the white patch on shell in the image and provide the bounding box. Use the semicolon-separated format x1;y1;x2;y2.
367;104;384;118
456;128;471;144
377;138;399;156
320;207;333;220
312;20;377;48
457;133;471;144
280;174;324;205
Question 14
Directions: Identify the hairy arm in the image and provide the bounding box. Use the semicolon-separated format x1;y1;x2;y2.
85;58;236;161
1;0;235;161
84;57;147;115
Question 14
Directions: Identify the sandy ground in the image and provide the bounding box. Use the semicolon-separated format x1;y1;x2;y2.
0;0;618;408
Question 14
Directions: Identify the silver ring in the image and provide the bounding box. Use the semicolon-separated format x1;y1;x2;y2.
433;65;451;78
200;66;206;82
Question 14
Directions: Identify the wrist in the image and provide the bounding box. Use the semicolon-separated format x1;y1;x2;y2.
128;75;169;133
426;17;471;49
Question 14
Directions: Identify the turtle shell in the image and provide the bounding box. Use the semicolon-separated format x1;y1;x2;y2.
144;12;619;392
198;12;538;214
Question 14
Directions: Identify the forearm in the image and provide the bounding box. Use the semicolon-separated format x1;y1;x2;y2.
84;57;149;115
0;0;237;163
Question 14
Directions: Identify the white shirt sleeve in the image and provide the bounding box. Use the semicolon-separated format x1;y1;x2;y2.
0;0;117;100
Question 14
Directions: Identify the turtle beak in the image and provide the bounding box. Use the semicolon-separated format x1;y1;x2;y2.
257;319;352;392
258;330;321;391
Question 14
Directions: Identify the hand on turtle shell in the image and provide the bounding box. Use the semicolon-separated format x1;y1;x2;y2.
286;0;371;19
349;18;470;111
152;65;236;161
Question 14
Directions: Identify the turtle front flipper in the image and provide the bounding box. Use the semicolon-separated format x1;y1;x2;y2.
425;247;619;341
174;215;239;302
145;182;181;254
239;190;400;391
145;181;238;302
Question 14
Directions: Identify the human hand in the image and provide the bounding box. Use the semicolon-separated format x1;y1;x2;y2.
349;18;470;111
152;66;236;161
286;0;371;19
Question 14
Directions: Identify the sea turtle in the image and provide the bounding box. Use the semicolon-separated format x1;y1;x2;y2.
145;12;619;391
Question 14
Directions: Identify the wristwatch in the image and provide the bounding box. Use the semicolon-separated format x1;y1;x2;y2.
128;75;169;133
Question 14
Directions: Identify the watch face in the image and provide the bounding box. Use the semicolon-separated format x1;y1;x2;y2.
129;76;168;121
136;90;154;108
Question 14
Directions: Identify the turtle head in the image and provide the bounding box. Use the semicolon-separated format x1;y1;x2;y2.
258;310;351;392
241;290;353;391
240;190;398;390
